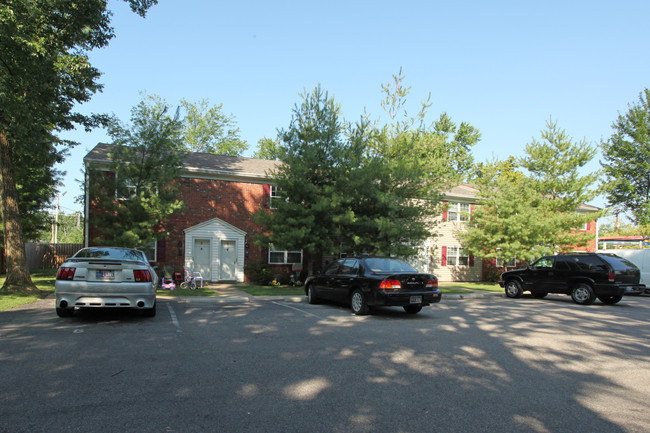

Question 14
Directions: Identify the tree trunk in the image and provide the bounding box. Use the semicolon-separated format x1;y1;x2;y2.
0;130;38;293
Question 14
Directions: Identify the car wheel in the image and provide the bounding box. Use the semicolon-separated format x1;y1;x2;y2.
597;295;623;305
306;285;319;304
56;307;74;317
142;301;156;317
403;305;422;314
571;283;596;305
505;280;523;298
350;289;370;315
531;292;548;299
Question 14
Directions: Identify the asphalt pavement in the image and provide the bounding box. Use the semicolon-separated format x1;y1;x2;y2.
2;290;648;433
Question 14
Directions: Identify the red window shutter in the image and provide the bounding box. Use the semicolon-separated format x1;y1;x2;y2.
441;246;447;267
442;201;448;221
263;184;271;208
470;204;475;221
469;255;474;267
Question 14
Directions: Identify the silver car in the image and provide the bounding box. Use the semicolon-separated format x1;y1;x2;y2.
55;247;158;317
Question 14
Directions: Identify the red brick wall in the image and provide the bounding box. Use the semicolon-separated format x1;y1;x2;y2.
87;171;279;281
160;177;269;272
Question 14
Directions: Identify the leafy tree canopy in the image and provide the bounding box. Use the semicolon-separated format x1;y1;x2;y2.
255;73;481;266
180;98;247;155
252;137;284;160
0;0;157;293
89;94;184;248
461;119;602;265
601;88;650;225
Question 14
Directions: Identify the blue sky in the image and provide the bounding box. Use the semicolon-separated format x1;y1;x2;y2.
57;0;650;220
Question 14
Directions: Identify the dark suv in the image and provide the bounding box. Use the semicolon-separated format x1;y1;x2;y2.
499;253;645;305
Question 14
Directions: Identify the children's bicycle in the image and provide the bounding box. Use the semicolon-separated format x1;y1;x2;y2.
179;269;198;290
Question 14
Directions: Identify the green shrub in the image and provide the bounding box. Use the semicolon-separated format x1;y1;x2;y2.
244;260;271;284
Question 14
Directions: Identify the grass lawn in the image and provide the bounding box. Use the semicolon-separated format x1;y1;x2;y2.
440;282;502;292
0;269;57;312
239;285;305;296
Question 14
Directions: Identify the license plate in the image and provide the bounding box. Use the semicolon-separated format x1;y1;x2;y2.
410;296;422;304
96;270;114;279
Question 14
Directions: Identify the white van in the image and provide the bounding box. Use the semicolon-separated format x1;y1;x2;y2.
599;249;650;292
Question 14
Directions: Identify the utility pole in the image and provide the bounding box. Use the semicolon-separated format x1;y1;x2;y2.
53;192;66;244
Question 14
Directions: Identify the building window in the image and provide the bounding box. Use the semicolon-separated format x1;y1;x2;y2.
269;247;302;264
116;176;137;200
447;202;471;222
143;240;157;262
445;246;470;266
269;185;280;209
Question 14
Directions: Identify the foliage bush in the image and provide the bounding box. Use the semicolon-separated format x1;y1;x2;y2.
244;260;271;284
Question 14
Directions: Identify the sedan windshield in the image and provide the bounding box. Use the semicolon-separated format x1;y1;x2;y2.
364;258;417;274
73;248;146;262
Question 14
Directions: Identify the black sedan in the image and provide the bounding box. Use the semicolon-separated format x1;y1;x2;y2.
304;257;442;315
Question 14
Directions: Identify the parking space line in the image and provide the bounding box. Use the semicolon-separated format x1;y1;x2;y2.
272;301;325;319
167;303;182;332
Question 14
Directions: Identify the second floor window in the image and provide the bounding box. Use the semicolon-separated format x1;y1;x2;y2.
269;185;280;209
447;202;471;222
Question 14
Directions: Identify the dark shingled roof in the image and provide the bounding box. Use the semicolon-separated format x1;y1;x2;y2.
84;143;281;180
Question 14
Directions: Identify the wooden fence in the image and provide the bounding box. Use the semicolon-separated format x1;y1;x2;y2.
25;243;83;270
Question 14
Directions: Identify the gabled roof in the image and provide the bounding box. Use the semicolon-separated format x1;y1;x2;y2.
442;183;600;212
184;216;247;236
443;183;479;200
84;143;281;181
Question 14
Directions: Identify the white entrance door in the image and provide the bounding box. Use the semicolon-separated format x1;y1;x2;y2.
220;240;237;281
193;239;211;281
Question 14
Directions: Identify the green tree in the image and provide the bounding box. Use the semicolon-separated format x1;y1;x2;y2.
252;137;284;160
88;94;184;248
601;88;650;225
12;138;65;241
461;120;602;266
255;75;477;268
0;0;157;293
36;212;84;244
180;98;247;155
339;119;432;257
372;69;480;198
254;86;352;271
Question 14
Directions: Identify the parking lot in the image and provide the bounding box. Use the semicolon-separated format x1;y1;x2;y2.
1;294;649;433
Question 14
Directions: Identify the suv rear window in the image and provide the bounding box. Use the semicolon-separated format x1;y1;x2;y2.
599;254;637;271
571;255;608;271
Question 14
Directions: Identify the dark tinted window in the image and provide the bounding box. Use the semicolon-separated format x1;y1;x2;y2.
323;261;342;275
340;259;360;275
555;256;574;271
572;255;608;271
74;247;146;262
599;254;638;271
364;258;417;273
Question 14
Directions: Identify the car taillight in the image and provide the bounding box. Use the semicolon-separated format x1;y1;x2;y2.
56;267;76;280
380;280;402;291
426;279;438;288
134;270;152;282
608;271;615;282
